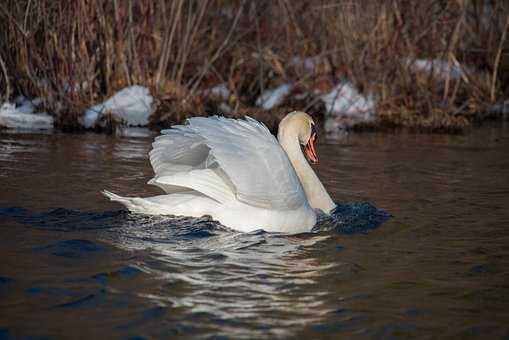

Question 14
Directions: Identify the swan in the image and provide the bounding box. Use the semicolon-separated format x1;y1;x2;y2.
103;111;336;233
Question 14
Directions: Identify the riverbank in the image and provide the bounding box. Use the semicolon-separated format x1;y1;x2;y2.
1;1;508;133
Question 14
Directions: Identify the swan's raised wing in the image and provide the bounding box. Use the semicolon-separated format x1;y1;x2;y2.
149;127;234;204
188;116;306;209
149;116;307;210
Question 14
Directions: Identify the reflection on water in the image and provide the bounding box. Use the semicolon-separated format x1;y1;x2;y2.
1;125;509;339
114;219;336;338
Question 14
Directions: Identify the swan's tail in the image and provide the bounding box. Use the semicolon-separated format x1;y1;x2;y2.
102;190;144;212
102;190;209;216
102;190;122;201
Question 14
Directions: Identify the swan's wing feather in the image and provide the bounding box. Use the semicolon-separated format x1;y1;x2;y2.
149;130;209;178
186;116;306;210
149;169;234;204
149;115;306;210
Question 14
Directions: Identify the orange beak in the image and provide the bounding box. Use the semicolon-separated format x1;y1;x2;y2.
305;132;318;164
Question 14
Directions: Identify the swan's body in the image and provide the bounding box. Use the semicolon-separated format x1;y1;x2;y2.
104;111;335;233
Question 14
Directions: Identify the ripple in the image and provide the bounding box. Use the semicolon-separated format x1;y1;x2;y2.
0;207;127;231
92;265;145;284
34;239;105;258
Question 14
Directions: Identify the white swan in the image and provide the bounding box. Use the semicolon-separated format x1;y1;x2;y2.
103;111;336;233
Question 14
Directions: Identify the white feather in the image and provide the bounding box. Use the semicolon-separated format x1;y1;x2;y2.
149;168;235;204
149;116;306;210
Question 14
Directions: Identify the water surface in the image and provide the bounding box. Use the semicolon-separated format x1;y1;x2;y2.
1;125;508;339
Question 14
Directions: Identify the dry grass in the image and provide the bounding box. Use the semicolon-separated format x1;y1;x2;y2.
0;0;508;132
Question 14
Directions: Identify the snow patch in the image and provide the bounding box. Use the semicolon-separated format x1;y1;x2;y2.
404;58;468;80
218;102;233;114
290;56;324;73
290;55;330;73
202;83;230;101
320;81;376;131
488;100;509;116
0;102;53;130
14;96;45;115
83;86;154;128
255;83;293;110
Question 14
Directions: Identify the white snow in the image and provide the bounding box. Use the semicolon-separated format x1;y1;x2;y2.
255;83;293;110
0;102;53;130
83;85;154;128
82;110;100;128
488;100;509;116
290;56;323;73
320;81;376;131
14;96;45;114
218;102;233;114
202;83;230;101
404;58;468;80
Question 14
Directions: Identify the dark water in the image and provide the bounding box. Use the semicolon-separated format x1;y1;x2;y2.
1;125;508;339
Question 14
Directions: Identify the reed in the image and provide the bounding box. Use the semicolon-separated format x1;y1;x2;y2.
0;0;507;132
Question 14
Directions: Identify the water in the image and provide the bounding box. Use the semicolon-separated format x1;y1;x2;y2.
1;125;508;339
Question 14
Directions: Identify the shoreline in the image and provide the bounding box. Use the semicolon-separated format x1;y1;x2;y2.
1;108;507;137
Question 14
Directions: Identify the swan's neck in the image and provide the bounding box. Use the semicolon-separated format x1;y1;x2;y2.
278;133;336;214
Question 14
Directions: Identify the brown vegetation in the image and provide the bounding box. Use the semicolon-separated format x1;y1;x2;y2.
0;0;508;132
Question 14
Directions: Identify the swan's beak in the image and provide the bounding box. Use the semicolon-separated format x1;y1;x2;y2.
305;132;318;164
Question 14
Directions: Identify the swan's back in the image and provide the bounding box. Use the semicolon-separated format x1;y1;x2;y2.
149;116;307;210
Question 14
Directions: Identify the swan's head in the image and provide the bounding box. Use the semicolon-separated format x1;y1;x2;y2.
278;111;319;164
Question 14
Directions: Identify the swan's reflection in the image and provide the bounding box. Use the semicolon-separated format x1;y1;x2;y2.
105;215;340;337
